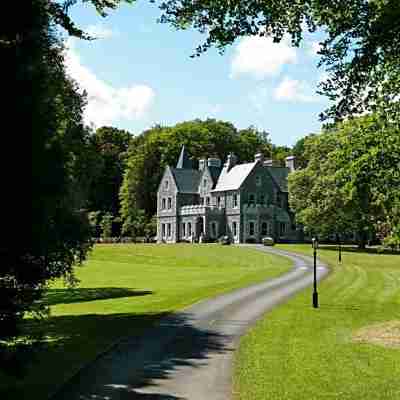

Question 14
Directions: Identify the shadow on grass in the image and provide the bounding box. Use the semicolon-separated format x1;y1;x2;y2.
3;312;230;400
43;287;153;306
48;312;230;400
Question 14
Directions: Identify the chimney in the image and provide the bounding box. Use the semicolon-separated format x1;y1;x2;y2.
207;157;221;168
224;153;237;172
199;158;206;171
285;156;296;172
254;152;264;163
263;159;280;167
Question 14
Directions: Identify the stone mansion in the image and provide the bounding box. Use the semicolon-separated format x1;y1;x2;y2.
156;146;300;244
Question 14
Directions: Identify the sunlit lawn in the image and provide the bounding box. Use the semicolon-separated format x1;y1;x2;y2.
234;244;400;400
1;243;291;400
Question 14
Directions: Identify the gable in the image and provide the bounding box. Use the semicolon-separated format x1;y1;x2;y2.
158;166;178;194
170;168;202;193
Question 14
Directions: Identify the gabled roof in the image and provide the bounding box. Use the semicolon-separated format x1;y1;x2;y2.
176;145;192;169
170;168;202;193
212;161;257;192
267;167;289;193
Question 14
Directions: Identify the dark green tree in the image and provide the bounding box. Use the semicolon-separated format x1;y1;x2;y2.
88;126;132;217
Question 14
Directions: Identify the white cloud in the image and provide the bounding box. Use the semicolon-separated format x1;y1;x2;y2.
230;35;297;79
86;24;115;39
274;76;317;103
64;39;155;127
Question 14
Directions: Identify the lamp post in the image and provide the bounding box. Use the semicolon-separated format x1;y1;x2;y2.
312;237;319;308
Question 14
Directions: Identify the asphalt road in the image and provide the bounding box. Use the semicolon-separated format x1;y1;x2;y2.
52;245;329;400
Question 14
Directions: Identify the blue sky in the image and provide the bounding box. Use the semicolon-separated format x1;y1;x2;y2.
65;2;330;146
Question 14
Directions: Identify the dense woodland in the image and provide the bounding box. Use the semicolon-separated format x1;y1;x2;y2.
2;0;399;377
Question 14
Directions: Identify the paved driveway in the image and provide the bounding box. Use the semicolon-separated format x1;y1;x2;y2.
52;245;328;400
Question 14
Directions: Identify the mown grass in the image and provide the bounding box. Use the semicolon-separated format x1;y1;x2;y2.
234;244;400;400
1;244;291;400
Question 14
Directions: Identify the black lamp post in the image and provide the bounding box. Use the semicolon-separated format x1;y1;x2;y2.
312;237;319;308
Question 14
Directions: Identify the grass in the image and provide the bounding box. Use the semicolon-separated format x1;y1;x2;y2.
1;243;291;400
234;244;400;400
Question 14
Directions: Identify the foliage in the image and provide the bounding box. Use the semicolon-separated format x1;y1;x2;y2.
120;119;271;221
2;0;94;373
99;212;114;239
289;114;400;247
87;127;131;217
157;0;400;120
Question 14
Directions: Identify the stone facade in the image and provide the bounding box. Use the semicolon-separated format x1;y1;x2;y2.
157;146;299;243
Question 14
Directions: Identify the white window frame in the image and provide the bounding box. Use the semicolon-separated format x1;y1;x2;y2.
162;198;166;210
233;221;237;237
167;223;171;238
233;194;238;208
167;197;172;209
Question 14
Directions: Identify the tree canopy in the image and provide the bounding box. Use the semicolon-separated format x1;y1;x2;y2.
157;0;400;120
289;114;400;247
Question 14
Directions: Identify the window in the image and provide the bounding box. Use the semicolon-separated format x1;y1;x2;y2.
211;222;217;238
256;176;262;186
261;222;268;236
188;222;192;236
217;196;221;207
233;194;238;208
280;222;286;236
162;224;165;237
233;221;237;237
249;194;255;205
249;221;255;236
182;223;186;237
167;223;171;237
203;178;207;187
260;194;265;205
162;198;166;210
167;197;172;209
200;197;204;205
206;197;210;206
164;180;169;189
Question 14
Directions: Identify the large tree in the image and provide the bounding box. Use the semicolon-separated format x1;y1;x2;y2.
289;114;400;247
1;0;95;369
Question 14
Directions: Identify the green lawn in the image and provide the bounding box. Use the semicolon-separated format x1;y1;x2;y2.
234;244;400;400
2;244;291;400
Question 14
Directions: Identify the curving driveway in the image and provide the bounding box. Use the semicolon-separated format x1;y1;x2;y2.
52;245;329;400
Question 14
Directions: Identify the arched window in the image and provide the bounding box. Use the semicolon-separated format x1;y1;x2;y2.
249;222;255;236
261;222;268;236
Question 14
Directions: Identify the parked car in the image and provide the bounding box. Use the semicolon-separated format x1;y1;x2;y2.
218;235;231;245
262;236;275;246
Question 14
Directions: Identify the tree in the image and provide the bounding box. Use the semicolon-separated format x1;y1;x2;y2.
1;0;94;369
99;212;114;239
289;114;400;248
88;126;131;217
157;0;400;120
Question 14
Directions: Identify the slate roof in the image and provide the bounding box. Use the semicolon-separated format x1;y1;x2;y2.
207;166;222;187
212;162;257;192
267;167;289;193
170;168;202;193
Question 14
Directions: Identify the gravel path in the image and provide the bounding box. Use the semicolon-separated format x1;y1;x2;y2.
52;245;329;400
